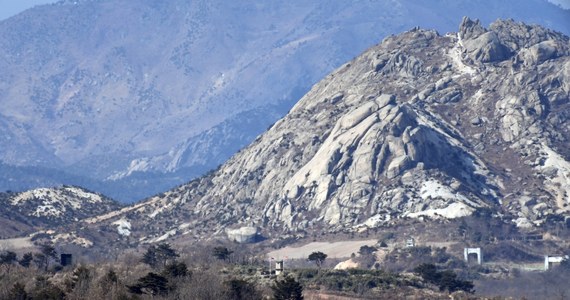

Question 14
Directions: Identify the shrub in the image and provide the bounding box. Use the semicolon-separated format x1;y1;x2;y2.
162;261;190;278
358;245;378;256
30;276;66;300
141;243;179;268
272;276;304;300
414;263;474;293
19;253;33;268
128;272;169;296
8;282;28;300
212;247;233;261
226;278;262;300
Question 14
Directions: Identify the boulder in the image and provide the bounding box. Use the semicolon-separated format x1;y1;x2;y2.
459;17;486;40
463;31;510;62
519;40;563;65
459;17;511;63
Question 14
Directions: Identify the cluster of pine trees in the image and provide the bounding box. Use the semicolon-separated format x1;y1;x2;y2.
0;243;305;300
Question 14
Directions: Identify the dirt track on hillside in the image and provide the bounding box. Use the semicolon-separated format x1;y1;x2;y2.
0;237;33;250
267;239;377;259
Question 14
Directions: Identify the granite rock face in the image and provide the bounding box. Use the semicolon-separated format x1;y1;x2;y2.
459;17;511;63
67;18;570;246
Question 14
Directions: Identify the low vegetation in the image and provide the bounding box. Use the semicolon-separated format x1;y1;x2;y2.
1;227;570;300
0;241;463;299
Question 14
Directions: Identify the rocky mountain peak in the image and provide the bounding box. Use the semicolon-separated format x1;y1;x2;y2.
490;18;569;51
31;17;570;248
1;1;569;203
459;17;570;64
459;16;487;40
459;17;510;63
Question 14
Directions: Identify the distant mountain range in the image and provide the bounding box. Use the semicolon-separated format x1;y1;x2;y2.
18;17;566;252
0;0;569;203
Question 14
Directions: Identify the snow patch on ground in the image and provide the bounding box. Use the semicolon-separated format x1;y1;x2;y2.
357;214;390;228
149;229;177;243
514;217;534;228
178;223;191;230
448;33;477;76
148;206;166;218
107;158;151;180
10;187;105;218
11;188;49;205
63;187;104;203
420;180;469;202
53;232;93;248
112;218;132;236
407;202;474;219
33;204;63;217
538;143;570;208
469;89;484;105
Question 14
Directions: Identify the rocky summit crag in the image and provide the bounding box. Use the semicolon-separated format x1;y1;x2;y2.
61;17;570;248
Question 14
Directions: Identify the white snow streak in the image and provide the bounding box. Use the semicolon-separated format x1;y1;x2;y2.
420;180;468;202
448;33;477;76
407;202;474;219
539;143;570;208
112;218;132;236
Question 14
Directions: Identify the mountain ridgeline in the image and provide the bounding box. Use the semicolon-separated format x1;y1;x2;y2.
0;186;121;238
62;18;570;248
0;0;569;202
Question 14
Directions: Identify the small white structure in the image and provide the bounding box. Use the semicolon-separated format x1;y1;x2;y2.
275;260;284;275
226;226;258;243
406;237;415;248
544;255;569;270
464;248;482;265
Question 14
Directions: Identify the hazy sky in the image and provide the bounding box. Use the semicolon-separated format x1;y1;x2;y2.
0;0;57;21
0;0;569;21
550;0;570;8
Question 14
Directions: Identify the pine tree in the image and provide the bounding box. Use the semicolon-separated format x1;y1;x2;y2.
308;251;327;268
8;282;27;300
34;244;58;271
19;252;33;268
0;250;17;273
162;261;189;278
227;278;262;300
272;276;303;300
128;272;169;296
212;246;233;262
141;243;179;268
30;275;66;300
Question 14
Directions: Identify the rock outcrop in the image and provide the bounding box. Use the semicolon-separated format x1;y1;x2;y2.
459;17;511;63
